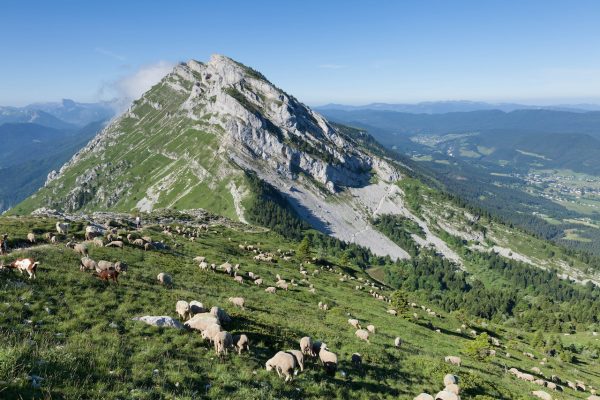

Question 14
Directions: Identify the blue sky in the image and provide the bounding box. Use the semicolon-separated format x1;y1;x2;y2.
2;0;600;106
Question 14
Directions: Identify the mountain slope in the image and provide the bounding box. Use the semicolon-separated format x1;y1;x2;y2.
12;55;421;259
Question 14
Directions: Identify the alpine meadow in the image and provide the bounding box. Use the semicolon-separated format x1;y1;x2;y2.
2;2;600;400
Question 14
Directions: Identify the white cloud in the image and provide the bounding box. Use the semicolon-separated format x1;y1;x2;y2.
98;61;175;112
95;47;126;61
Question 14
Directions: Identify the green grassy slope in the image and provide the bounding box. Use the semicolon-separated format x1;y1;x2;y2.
1;215;598;399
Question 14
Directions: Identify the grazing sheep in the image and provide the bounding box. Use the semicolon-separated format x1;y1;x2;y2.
532;366;541;374
157;272;173;286
214;331;233;355
56;222;70;235
199;261;209;270
387;309;398;316
176;300;191;320
114;261;128;273
233;275;243;284
73;243;88;256
93;237;104;247
84;226;101;241
351;353;362;366
435;390;459;400
414;394;434;400
286;349;304;372
189;301;204;315
445;384;460;395
531;391;552;400
80;257;98;271
228;297;245;310
300;336;313;356
366;324;375;333
348;318;361;329
276;280;289;291
319;345;338;375
444;374;458;386
144;243;154;251
96;260;115;273
96;269;119;284
265;286;276;294
355;329;370;342
132;238;145;247
184;313;220;332
254;278;263;285
232;334;250;354
193;256;206;263
210;306;231;324
105;240;124;249
394;337;403;347
444;356;461;367
201;323;223;342
27;233;36;244
266;351;297;381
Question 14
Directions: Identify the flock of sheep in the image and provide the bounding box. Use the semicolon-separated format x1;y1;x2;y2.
1;218;599;399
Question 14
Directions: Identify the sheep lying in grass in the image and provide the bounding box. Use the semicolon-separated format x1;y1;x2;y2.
266;351;297;382
355;329;370;342
214;331;233;355
286;349;304;372
176;300;191;320
228;297;245;310
232;334;250;354
157;272;173;286
300;336;313;356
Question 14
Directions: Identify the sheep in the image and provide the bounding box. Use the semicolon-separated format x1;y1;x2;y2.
189;301;204;315
351;353;362;367
56;222;70;235
144;243;154;251
387;309;398;316
233;275;243;284
318;345;338;375
114;261;128;273
132;238;145;247
93;237;104;247
199;261;209;270
27;233;36;244
201;323;223;343
176;300;191;320
184;313;219;332
254;278;263;286
355;329;370;342
193;256;206;263
444;356;461;367
84;226;100;241
414;394;434;400
105;241;124;249
348;318;361;329
394;337;403;347
434;391;459;400
232;334;250;354
80;257;98;271
214;331;233;356
210;306;231;324
276;280;289;291
532;366;541;374
265;286;276;294
366;324;376;333
96;260;115;273
96;269;119;284
444;374;458;386
51;235;58;244
300;336;313;356
531;391;552;400
228;297;245;310
286;349;304;372
445;384;460;395
157;272;173;286
266;351;297;382
73;243;88;256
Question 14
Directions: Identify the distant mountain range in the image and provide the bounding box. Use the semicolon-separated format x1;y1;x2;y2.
316;100;600;114
0;98;115;128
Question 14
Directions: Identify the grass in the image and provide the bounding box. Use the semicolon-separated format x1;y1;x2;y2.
0;215;598;399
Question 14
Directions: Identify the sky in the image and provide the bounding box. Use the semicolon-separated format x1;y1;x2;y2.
2;0;600;106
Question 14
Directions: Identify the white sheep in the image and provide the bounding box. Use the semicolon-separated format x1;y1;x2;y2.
348;318;361;329
184;313;219;332
444;356;461;367
394;337;402;347
265;287;276;294
214;331;233;355
27;233;36;244
299;336;313;356
286;349;304;372
319;345;338;375
266;351;297;381
228;297;245;310
189;301;204;315
201;323;223;343
355;329;370;342
176;300;191;320
366;324;375;333
232;334;250;354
